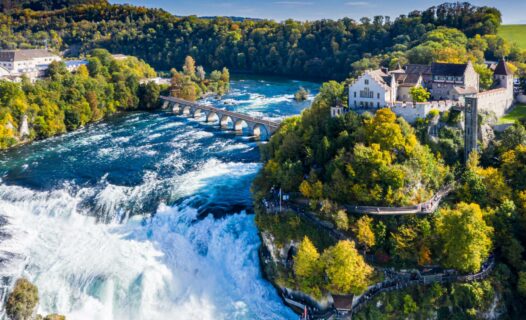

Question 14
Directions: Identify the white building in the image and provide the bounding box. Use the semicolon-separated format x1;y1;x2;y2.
0;49;61;74
348;69;397;109
338;59;514;123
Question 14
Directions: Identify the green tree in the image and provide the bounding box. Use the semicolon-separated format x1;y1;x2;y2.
321;240;372;295
435;202;493;273
138;82;160;109
409;86;431;102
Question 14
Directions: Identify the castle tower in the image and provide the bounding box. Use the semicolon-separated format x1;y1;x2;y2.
494;58;514;91
493;58;514;111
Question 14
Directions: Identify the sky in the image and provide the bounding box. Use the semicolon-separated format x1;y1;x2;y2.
110;0;526;24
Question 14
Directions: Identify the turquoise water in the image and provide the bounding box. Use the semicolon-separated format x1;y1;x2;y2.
0;77;319;320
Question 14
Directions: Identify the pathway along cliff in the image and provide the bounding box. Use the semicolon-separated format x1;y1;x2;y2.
0;76;320;320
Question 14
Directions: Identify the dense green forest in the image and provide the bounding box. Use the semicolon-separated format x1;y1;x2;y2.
2;2;523;81
0;0;107;12
0;49;160;149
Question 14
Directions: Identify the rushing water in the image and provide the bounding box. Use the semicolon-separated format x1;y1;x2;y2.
0;76;319;320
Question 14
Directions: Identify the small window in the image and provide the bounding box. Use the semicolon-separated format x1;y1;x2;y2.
354;92;356;98
364;79;369;85
377;93;380;99
377;102;380;108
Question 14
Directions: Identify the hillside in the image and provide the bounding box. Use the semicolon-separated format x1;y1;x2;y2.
498;24;526;49
0;0;107;12
0;2;503;80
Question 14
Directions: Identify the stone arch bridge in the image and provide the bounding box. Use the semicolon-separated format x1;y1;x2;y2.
160;96;280;139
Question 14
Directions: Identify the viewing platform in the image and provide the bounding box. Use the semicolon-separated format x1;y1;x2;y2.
160;96;281;139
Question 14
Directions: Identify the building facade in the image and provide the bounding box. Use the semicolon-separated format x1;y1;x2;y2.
0;49;61;74
340;59;514;123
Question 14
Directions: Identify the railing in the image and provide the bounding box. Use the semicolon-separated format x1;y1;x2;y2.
350;255;495;315
160;96;280;129
344;184;454;215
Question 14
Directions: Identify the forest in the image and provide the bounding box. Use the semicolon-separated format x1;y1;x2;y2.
1;2;521;82
0;49;160;149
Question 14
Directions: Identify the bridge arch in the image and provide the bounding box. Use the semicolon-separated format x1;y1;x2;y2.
235;119;249;132
172;103;181;114
182;106;192;116
193;108;206;120
220;115;234;129
206;112;219;123
252;123;269;140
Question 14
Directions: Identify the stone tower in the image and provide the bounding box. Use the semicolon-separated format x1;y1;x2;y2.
494;58;514;92
464;97;478;161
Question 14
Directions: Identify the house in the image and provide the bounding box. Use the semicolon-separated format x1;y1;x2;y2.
347;69;397;109
428;61;479;100
0;49;61;82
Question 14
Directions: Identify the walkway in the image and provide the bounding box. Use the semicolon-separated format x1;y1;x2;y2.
344;184;454;215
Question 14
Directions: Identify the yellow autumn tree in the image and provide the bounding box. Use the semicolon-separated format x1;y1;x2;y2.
294;236;323;297
354;216;376;252
435;202;493;273
321;240;373;295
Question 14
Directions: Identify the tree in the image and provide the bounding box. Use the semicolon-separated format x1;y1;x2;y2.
354;216;376;252
409;86;431;102
6;278;39;320
474;63;493;90
501;144;526;190
334;209;349;231
321;240;372;295
435;202;493;273
294;236;323;297
138;82;160;109
518;272;526;297
294;87;309;102
183;56;196;78
403;294;418;315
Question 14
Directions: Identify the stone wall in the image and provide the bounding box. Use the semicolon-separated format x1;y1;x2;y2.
389;100;456;123
476;88;514;117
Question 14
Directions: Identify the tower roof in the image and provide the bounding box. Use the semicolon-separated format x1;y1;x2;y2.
494;58;513;76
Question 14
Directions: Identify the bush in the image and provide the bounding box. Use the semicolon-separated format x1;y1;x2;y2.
6;278;39;320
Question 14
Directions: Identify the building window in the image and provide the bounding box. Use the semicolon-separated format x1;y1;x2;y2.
377;93;380;99
354;101;357;107
377;102;380;108
364;79;369;85
354;92;356;98
360;87;374;99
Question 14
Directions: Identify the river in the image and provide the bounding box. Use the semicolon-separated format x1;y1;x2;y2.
0;76;320;320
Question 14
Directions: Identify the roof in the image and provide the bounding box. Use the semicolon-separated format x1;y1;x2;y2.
368;69;393;89
394;72;422;87
0;49;57;62
332;294;354;311
452;86;478;95
431;62;468;77
494;59;512;76
405;64;432;76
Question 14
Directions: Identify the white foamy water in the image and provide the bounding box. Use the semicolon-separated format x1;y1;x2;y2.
0;163;293;320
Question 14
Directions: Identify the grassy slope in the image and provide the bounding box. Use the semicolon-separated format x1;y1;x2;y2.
498;104;526;124
498;25;526;49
